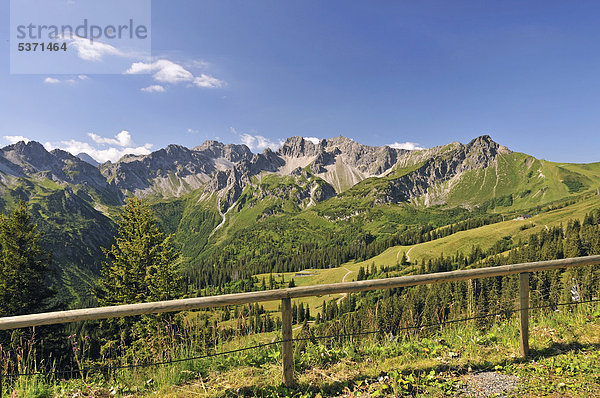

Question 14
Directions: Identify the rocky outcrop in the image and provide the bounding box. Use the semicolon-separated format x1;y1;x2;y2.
0;141;119;202
379;135;511;204
279;136;325;158
324;136;407;174
193;140;253;163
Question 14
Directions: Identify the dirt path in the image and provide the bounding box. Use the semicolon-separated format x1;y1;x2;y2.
396;246;414;263
336;267;353;305
293;321;315;332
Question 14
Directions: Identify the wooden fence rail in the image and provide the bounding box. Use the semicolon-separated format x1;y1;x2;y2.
1;254;599;389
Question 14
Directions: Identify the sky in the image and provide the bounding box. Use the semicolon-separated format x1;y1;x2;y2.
1;0;600;163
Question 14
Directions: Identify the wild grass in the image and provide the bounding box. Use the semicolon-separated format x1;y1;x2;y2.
2;298;599;397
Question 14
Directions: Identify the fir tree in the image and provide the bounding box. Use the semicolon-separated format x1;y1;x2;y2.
400;251;409;265
298;302;305;323
94;198;182;355
292;302;298;324
95;198;181;305
0;201;53;317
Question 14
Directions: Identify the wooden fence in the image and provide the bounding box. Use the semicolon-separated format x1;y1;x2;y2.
1;254;599;389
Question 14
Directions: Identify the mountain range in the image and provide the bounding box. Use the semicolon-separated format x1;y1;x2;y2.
0;135;598;305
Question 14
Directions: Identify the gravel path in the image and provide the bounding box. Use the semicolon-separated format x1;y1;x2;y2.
458;371;519;397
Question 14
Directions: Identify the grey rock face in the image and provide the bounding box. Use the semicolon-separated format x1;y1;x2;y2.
101;144;216;192
76;153;99;167
193;140;253;163
381;135;510;204
279;136;325;158
323;136;407;175
0;141;118;201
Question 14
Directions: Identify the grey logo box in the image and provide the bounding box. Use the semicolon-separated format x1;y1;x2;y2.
10;0;152;74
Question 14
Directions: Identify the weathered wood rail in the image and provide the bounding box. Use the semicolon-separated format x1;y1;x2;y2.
1;254;599;390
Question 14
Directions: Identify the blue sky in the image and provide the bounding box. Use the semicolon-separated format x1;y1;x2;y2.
1;0;600;163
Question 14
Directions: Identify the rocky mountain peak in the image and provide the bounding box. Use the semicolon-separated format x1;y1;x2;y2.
76;153;99;167
463;134;511;166
279;136;324;158
194;140;224;155
328;135;353;143
164;144;188;154
194;140;252;162
3;140;51;161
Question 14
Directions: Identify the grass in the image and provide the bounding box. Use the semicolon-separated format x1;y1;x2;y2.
156;302;600;397
339;193;600;268
6;298;596;397
443;152;600;210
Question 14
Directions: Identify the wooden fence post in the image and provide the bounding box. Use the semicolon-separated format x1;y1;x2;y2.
519;272;530;357
281;297;295;387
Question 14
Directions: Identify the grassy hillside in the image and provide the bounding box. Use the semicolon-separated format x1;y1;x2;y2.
253;194;600;312
444;153;600;210
0;178;117;308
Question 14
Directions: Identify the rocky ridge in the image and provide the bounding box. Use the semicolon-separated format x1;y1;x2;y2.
0;135;509;212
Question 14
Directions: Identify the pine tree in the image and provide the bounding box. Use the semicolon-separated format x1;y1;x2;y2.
292;302;298;324
0;201;53;317
94;198;182;354
298;302;305;323
95;198;181;306
400;251;409;265
357;266;365;281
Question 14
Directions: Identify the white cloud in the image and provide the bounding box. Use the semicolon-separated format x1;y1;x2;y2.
68;36;125;61
44;75;89;85
141;85;165;93
240;133;283;151
125;59;224;89
44;131;153;163
126;59;193;83
186;128;199;134
3;135;31;144
194;74;224;88
304;137;321;144
88;130;134;147
388;141;425;150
